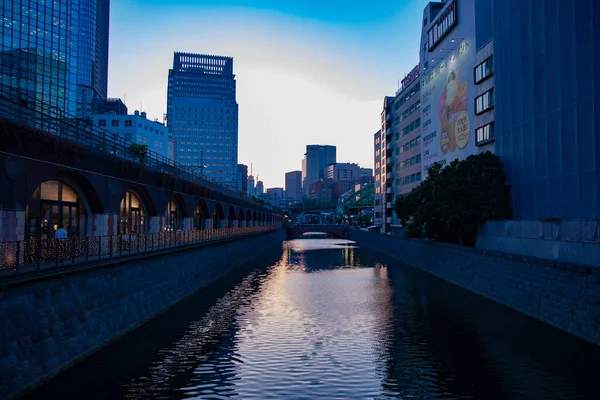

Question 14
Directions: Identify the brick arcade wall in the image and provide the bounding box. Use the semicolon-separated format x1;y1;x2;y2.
0;230;286;399
349;230;600;347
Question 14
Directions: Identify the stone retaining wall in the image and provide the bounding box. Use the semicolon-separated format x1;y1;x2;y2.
349;230;600;347
0;230;285;399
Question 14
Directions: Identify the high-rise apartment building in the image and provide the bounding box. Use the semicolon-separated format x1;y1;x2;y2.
394;64;422;197
285;171;302;201
1;0;81;116
76;0;110;118
373;130;383;228
167;53;238;189
301;145;336;197
379;96;395;233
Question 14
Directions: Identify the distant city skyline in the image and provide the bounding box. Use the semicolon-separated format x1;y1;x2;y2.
108;0;430;188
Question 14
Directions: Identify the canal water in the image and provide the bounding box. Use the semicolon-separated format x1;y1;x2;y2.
29;239;599;399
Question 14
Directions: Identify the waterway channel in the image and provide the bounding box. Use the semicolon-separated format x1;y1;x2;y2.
28;239;599;399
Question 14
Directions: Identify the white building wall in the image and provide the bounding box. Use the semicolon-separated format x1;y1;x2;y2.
91;112;169;159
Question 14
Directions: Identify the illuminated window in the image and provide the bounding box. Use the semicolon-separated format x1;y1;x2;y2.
426;0;457;51
475;89;494;114
475;56;494;83
476;123;495;145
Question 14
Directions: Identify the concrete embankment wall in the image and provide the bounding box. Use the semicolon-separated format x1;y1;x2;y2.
349;230;600;347
0;230;286;399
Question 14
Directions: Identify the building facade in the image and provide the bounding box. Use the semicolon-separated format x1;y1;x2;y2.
237;164;248;194
255;181;264;196
394;64;422;197
359;168;373;178
380;96;395;233
247;175;256;197
420;0;483;180
474;0;600;267
76;0;110;118
309;179;340;203
167;53;238;189
302;145;336;197
373;130;383;228
474;40;495;152
285;171;302;201
90;97;127;115
325;163;362;195
324;163;360;182
1;0;81;116
90;111;169;158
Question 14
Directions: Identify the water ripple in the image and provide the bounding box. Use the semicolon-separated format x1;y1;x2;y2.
29;239;600;400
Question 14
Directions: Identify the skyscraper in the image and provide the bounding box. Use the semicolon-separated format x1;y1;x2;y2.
1;0;82;116
285;171;302;201
167;53;238;189
237;164;248;194
302;145;336;196
76;0;111;118
256;181;264;195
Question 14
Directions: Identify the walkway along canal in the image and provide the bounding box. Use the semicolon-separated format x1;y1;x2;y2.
26;238;600;399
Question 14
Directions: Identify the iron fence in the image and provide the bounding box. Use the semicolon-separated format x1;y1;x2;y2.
0;226;275;284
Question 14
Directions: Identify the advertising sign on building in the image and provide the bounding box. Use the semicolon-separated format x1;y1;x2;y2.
420;0;477;179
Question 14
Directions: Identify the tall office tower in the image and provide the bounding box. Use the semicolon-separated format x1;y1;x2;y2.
1;0;81;117
285;171;302;201
167;53;238;189
256;181;264;196
247;175;256;197
301;145;336;196
76;0;111;118
237;164;248;194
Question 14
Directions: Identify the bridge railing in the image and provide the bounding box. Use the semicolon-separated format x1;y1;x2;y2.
0;226;275;285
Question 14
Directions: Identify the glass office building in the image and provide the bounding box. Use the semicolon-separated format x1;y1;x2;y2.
76;0;110;118
167;53;239;189
1;0;80;116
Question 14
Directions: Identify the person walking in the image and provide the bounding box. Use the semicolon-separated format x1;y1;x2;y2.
55;224;68;239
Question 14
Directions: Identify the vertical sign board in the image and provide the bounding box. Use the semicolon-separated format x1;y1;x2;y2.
421;0;477;179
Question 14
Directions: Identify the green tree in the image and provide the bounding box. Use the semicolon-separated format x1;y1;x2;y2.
394;152;511;245
129;143;148;164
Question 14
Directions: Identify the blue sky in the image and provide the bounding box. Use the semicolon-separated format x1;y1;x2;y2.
109;0;430;188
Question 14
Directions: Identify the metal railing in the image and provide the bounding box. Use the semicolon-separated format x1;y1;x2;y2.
0;226;275;284
0;84;273;210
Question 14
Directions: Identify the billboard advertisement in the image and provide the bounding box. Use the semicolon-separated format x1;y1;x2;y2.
421;4;477;179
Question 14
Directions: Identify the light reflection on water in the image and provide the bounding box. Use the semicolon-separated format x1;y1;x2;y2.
29;239;600;399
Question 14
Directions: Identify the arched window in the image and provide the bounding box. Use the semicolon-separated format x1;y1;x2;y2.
27;180;86;238
165;200;183;231
119;191;146;234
